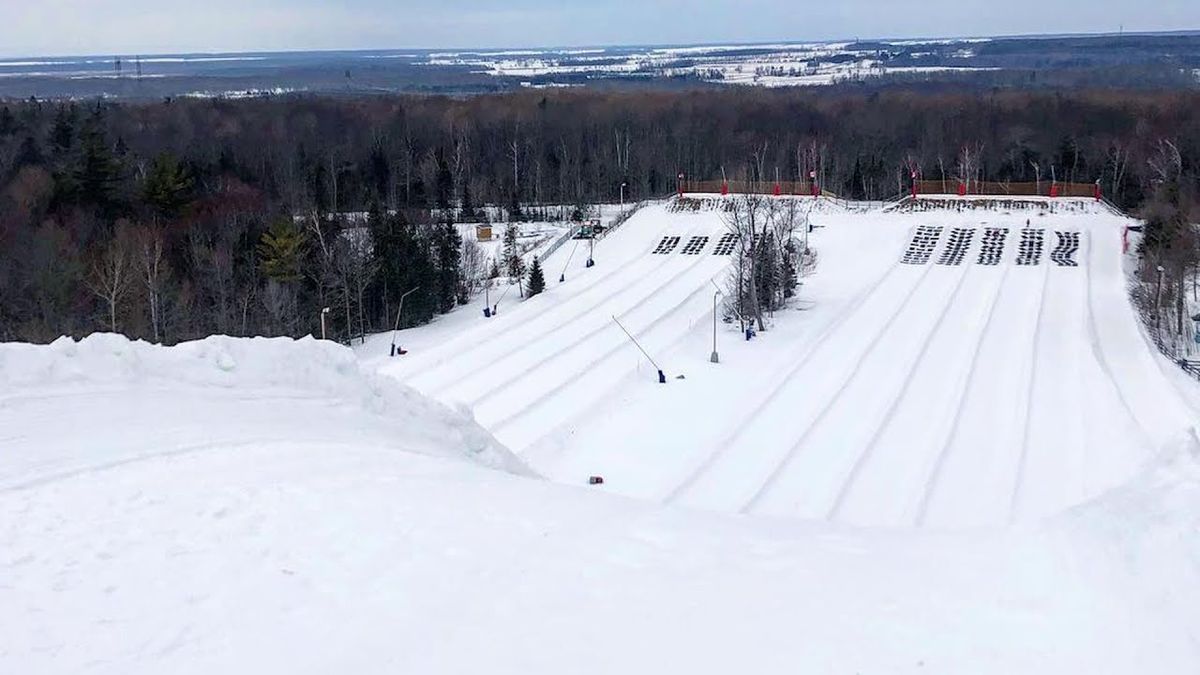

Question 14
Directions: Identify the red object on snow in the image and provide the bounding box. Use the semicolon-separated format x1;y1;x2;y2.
773;183;781;196
1122;227;1130;254
721;180;729;196
957;182;967;196
1050;183;1060;198
1094;182;1102;201
811;182;819;197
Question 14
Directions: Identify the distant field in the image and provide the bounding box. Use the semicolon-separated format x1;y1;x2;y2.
2;31;1198;99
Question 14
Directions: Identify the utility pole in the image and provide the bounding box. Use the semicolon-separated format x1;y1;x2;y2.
390;286;421;356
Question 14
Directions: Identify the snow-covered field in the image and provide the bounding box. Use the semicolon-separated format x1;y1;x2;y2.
427;40;997;88
5;195;1200;672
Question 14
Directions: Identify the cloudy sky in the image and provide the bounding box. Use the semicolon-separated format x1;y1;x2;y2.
3;0;1198;57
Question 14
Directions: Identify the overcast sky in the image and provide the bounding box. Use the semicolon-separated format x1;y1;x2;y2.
3;0;1198;57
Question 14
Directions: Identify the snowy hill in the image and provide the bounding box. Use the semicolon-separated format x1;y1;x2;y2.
374;195;1200;528
5;197;1200;672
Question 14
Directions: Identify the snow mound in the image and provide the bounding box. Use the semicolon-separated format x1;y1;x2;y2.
0;334;533;477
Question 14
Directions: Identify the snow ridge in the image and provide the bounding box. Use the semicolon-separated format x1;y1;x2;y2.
0;334;533;477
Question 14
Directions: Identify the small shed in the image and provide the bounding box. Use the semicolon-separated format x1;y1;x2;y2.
475;224;493;242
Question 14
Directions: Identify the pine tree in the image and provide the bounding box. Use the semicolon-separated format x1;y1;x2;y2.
507;190;523;222
14;135;41;169
460;180;478;222
257;218;307;283
143;152;194;219
0;106;15;137
50;104;75;156
74;109;122;218
502;224;525;280
526;257;546;297
434;222;462;313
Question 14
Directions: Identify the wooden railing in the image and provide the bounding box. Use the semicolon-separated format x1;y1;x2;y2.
914;180;1100;198
680;180;820;196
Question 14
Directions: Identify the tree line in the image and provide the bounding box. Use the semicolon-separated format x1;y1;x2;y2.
0;87;1197;344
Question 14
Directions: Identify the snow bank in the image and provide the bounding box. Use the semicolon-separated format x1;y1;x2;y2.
0;334;533;477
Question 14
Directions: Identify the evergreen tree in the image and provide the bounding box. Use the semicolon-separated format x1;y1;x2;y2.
372;211;436;326
14;135;41;169
434;222;462;313
507;190;523;222
460;180;478;222
367;143;390;201
50;104;75;156
257;218;308;282
143;152;194;219
502;224;525;280
74;109;122;218
526;257;546;297
0;106;15;137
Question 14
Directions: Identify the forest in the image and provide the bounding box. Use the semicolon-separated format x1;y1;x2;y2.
0;87;1197;345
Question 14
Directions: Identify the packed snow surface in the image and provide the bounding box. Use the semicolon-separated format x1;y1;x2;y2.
5;196;1200;672
372;197;1200;528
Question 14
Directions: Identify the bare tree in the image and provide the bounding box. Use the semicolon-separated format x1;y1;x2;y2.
135;224;168;343
722;195;768;331
88;226;136;333
334;227;376;344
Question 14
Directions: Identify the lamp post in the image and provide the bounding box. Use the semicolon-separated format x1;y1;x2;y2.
390;286;420;356
320;307;330;340
710;281;722;364
620;182;626;209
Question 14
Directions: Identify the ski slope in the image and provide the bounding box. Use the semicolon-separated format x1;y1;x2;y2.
5;205;1200;671
378;196;1200;529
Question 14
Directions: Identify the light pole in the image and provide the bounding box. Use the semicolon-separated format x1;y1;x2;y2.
620;182;626;210
320;307;330;340
390;286;421;356
710;280;722;364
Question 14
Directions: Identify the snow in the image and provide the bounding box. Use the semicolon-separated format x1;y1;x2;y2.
0;334;533;488
5;196;1200;672
377;197;1195;527
420;39;998;88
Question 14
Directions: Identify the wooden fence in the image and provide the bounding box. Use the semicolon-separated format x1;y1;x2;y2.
680;180;820;196
914;180;1100;198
